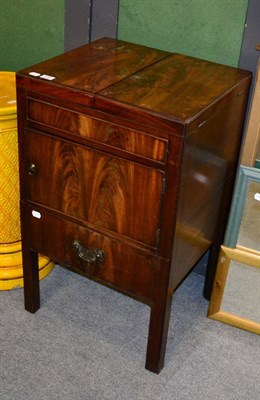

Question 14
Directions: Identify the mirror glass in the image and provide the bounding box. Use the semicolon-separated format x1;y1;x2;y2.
221;259;260;322
237;180;260;250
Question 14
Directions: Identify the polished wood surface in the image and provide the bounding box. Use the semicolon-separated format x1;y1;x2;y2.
16;38;251;373
26;130;163;247
173;88;250;291
98;53;250;122
17;37;168;106
27;98;168;163
28;205;156;302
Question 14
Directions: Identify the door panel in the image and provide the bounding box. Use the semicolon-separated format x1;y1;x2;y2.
26;130;164;247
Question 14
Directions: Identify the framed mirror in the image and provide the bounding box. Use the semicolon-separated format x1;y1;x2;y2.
208;246;259;334
208;166;260;334
224;165;260;249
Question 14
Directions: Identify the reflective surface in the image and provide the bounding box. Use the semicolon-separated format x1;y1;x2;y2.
207;245;260;334
221;259;260;322
237;180;260;251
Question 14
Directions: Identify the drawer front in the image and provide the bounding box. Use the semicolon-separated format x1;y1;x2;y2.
26;130;164;248
27;99;167;163
28;206;156;302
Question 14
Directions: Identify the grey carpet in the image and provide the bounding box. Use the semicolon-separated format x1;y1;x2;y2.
0;266;259;400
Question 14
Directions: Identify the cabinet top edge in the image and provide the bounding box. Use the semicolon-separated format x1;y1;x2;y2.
16;37;252;130
16;37;169;94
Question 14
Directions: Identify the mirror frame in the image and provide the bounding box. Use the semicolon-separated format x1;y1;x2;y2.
208;165;260;334
207;245;260;334
224;165;260;248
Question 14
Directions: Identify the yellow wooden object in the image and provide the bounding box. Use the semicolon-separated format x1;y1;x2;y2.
0;72;54;290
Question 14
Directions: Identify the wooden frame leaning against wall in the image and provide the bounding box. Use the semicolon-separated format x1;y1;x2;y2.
208;166;260;335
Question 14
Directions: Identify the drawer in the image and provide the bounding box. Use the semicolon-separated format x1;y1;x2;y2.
27;98;168;163
28;205;156;302
26;130;164;248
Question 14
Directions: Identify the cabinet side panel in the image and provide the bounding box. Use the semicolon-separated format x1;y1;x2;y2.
170;87;250;288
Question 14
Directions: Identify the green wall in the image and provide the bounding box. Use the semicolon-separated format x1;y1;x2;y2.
0;1;249;72
0;0;64;72
118;0;248;67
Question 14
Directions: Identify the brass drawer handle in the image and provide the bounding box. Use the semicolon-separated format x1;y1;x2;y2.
72;240;104;266
28;163;38;176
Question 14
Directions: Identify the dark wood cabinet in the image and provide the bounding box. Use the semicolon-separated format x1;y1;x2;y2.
16;38;251;373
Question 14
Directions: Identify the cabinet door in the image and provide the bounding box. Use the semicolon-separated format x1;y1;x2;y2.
25;130;164;248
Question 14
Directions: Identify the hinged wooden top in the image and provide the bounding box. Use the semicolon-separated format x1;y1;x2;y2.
97;53;251;125
16;37;169;107
16;37;251;132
